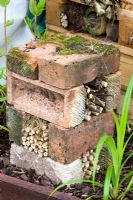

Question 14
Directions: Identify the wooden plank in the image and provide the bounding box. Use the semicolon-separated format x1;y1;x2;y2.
0;174;80;200
117;8;133;20
118;45;133;57
120;61;133;90
46;0;67;27
70;0;85;5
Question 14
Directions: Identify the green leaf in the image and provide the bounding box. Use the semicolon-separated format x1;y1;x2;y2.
92;134;110;186
104;137;118;176
124;176;133;197
104;165;113;200
29;0;45;16
29;0;38;16
5;19;14;27
0;96;7;102
50;179;103;197
37;0;46;15
0;0;10;7
120;75;133;153
0;125;9;132
0;48;5;57
120;171;133;186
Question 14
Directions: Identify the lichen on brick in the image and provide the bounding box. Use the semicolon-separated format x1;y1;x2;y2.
7;48;38;79
6;106;23;145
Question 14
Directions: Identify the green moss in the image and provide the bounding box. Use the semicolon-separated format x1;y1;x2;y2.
40;34;117;56
7;48;38;79
6;107;23;145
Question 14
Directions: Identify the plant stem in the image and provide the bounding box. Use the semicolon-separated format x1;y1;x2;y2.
34;15;37;39
4;7;7;54
34;0;37;39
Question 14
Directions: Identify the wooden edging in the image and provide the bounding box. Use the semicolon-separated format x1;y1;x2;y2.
0;174;81;200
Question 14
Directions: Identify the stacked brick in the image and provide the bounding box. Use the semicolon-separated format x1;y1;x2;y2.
7;36;121;184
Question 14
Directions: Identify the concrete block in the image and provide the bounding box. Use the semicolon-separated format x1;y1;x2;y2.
10;143;83;185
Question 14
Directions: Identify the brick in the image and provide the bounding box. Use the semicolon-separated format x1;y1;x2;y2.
10;143;83;185
7;71;86;128
7;44;57;79
39;47;120;89
7;41;120;89
105;71;121;111
48;112;114;164
46;0;67;26
6;107;23;145
7;107;114;164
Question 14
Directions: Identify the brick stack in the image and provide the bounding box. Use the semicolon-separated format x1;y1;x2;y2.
7;35;121;184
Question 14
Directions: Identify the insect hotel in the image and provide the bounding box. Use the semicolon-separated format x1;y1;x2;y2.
6;31;121;184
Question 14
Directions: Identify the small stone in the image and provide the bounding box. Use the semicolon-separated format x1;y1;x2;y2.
21;174;29;181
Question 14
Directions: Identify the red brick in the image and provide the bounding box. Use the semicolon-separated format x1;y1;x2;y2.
48;112;114;164
39;48;120;89
7;71;86;128
7;41;120;89
7;44;57;79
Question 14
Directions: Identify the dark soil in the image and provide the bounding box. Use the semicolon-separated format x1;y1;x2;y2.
0;118;133;200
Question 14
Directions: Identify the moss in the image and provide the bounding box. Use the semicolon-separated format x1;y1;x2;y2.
6;107;23;145
7;48;38;79
41;34;117;57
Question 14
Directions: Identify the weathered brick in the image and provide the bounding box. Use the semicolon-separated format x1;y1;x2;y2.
48;112;114;164
39;48;120;89
6;107;23;145
7;44;57;79
7;39;120;89
7;71;86;128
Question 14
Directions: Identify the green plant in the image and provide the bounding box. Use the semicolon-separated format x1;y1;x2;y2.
92;75;133;200
51;75;133;200
0;0;12;53
29;0;46;38
0;67;8;131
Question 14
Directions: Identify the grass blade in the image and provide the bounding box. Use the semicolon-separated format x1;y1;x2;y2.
120;75;133;151
92;134;110;185
50;179;103;197
104;165;113;200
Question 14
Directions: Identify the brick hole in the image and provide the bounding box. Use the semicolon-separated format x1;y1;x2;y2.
21;114;49;158
84;77;108;122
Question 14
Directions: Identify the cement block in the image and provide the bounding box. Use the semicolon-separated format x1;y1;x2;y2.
10;143;83;185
